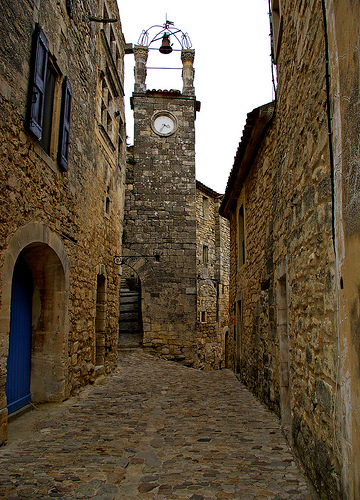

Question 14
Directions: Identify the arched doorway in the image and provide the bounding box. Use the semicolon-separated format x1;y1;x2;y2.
95;273;106;365
118;265;142;348
1;223;69;426
224;327;231;369
6;256;33;413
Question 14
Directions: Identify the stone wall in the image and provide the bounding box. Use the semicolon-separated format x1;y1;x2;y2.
273;3;338;496
0;0;125;443
196;181;230;370
326;1;360;497
221;0;342;496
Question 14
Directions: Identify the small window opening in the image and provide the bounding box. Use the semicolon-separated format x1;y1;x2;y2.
238;205;245;266
202;245;209;266
200;311;206;323
118;115;124;145
202;196;209;218
39;62;56;155
105;196;111;215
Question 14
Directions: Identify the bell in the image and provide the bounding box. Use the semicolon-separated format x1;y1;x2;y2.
159;33;172;54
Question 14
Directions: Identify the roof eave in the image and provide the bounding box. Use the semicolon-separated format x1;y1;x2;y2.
220;102;275;218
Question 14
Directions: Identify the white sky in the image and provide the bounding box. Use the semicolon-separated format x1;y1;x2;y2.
117;0;274;193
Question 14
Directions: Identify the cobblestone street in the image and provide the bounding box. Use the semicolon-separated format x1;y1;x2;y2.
0;351;315;499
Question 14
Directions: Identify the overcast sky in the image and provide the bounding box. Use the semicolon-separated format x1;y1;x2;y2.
117;0;274;193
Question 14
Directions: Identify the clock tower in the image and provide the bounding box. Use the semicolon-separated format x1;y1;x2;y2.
123;23;200;366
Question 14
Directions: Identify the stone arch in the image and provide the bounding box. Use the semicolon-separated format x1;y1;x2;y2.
0;223;69;439
118;250;158;344
118;262;143;348
223;326;231;369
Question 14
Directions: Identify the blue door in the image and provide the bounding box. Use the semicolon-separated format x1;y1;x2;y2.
5;257;33;414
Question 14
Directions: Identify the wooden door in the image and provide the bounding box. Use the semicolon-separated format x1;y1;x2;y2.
5;257;33;414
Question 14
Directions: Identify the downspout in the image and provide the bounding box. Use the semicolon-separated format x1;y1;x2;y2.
321;0;336;255
321;2;343;497
268;0;278;106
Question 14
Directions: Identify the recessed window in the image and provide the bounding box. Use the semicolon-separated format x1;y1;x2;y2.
105;196;111;215
38;61;56;155
118;115;124;146
100;78;114;140
200;311;206;323
66;0;74;18
27;24;72;171
202;196;209;218
238;205;245;267
202;245;209;266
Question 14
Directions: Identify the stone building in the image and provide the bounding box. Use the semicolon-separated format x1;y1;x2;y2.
121;36;200;367
121;29;230;368
196;181;229;370
220;1;360;498
0;0;126;443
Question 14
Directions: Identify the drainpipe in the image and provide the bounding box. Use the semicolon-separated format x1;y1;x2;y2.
320;4;343;497
321;0;336;255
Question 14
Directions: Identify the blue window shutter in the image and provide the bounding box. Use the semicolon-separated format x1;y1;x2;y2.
58;77;72;171
27;25;49;139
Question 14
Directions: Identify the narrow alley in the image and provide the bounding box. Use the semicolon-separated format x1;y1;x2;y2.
0;351;315;499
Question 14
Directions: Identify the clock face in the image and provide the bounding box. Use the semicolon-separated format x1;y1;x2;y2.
152;112;177;136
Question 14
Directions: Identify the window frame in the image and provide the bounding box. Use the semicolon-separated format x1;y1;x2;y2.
238;204;245;267
200;311;207;324
27;25;72;171
202;245;209;267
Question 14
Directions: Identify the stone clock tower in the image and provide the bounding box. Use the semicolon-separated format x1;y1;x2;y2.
122;25;200;366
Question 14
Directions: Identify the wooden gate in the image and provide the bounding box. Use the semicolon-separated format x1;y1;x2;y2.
5;257;33;414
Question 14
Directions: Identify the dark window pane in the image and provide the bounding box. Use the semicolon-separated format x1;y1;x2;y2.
39;64;56;154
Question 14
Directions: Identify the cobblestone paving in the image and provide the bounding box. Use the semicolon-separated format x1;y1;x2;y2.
0;350;315;499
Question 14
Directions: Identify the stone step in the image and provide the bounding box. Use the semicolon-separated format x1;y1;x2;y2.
119;321;141;333
119;311;140;322
120;296;139;305
118;332;142;348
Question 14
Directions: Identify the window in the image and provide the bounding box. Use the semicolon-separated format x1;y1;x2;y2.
105;187;111;215
38;62;56;154
105;196;111;215
118;115;124;146
27;25;72;170
271;0;283;64
202;245;209;266
238;205;245;266
202;196;209;218
66;0;74;18
100;77;114;141
200;311;206;323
